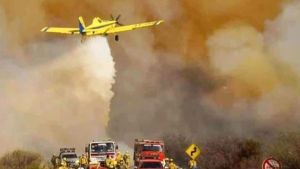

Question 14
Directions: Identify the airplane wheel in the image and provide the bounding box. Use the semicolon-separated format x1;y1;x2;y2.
115;35;119;41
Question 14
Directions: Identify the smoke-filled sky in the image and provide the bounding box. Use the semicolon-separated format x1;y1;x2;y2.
1;0;300;156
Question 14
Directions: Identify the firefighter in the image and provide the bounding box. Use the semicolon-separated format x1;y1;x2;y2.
55;157;60;167
169;159;178;169
51;154;57;167
112;155;118;168
116;152;123;163
116;152;125;169
123;151;130;169
106;155;116;169
58;158;68;169
188;159;197;169
79;154;88;168
164;158;170;169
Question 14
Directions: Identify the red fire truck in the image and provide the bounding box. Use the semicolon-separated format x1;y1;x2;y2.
134;139;165;167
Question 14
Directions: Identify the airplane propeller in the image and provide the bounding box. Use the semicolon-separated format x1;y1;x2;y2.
110;14;123;41
110;14;124;26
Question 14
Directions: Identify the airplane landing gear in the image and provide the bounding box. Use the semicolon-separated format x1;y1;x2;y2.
115;35;119;41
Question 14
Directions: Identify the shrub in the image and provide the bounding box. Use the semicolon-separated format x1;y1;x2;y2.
0;150;46;169
267;132;300;169
163;134;262;169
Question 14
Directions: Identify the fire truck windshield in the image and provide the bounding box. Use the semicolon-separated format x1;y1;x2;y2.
91;143;114;153
143;145;162;152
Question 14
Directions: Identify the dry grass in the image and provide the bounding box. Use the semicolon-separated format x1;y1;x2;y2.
0;150;48;169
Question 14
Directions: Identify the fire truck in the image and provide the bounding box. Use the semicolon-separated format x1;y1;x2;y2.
134;139;165;167
85;140;119;169
51;148;78;168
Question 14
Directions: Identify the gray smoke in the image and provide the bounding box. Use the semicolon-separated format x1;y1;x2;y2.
108;0;300;144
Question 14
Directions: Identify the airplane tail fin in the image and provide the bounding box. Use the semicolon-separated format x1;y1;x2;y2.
78;16;86;34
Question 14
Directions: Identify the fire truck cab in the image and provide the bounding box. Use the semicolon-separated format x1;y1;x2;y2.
85;140;119;169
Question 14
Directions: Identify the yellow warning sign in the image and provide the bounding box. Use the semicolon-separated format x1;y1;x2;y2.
185;144;201;160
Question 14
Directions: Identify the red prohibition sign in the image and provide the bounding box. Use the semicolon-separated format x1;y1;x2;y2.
262;157;281;169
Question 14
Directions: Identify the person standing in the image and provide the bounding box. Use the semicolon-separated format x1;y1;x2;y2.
123;151;131;169
58;158;68;169
169;159;178;169
188;159;197;169
79;154;88;169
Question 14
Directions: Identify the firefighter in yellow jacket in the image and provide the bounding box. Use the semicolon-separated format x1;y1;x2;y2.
169;159;178;169
106;155;117;169
116;152;123;163
116;152;125;169
188;159;197;169
58;158;68;169
123;151;130;169
79;154;88;168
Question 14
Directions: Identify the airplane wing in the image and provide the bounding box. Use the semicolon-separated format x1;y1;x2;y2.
41;27;80;35
91;20;164;35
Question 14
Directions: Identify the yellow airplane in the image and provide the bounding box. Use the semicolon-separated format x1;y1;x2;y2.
41;15;163;42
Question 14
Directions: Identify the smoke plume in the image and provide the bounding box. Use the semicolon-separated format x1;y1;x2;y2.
0;35;115;156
